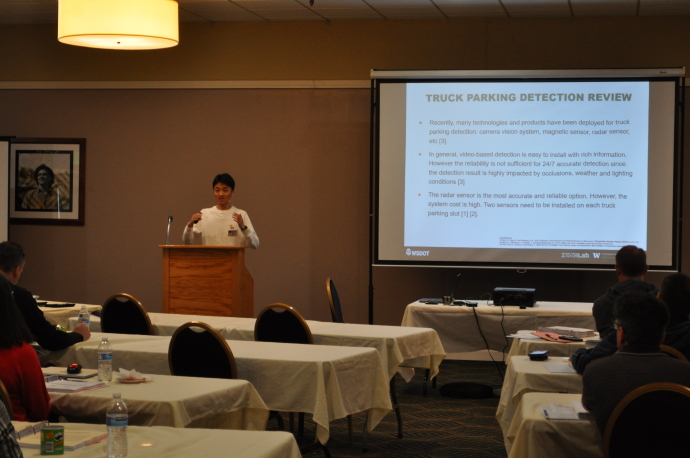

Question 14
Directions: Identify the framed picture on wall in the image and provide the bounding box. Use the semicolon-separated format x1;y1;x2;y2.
9;138;86;226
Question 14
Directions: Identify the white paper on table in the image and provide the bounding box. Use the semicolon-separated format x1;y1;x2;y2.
507;334;541;340
543;364;577;374
541;402;579;420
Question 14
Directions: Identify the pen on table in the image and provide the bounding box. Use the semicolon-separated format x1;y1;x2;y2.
546;333;558;340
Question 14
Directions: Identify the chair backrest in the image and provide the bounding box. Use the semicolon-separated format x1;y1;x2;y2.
0;378;13;420
168;321;237;379
101;293;154;335
326;277;343;323
604;382;690;458
659;345;689;362
254;303;313;344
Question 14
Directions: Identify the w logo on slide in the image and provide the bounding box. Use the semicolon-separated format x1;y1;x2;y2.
406;249;412;255
593;253;601;258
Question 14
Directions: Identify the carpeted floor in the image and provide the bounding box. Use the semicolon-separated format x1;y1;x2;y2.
279;359;508;457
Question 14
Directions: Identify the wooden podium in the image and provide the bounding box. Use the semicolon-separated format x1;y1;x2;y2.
160;245;254;317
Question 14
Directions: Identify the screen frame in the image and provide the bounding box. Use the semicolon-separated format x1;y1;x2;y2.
370;68;685;272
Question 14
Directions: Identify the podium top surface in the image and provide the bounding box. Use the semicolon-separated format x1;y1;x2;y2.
159;245;250;249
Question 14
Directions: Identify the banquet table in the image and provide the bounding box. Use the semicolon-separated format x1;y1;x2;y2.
69;313;446;382
49;374;268;430
55;332;392;444
496;356;583;447
401;301;595;354
505;392;602;458
505;330;598;359
14;422;302;458
40;302;101;328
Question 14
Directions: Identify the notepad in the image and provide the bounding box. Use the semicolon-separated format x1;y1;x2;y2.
541;401;590;420
45;379;107;393
544;364;577;374
42;367;98;379
18;429;107;451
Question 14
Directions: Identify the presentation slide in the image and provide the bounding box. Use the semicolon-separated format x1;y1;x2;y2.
377;77;679;269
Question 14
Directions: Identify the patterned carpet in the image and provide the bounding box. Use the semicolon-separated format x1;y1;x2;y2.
279;360;508;457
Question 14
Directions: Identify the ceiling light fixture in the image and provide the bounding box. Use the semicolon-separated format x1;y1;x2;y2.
58;0;179;50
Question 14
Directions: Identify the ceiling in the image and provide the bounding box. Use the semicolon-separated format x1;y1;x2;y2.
1;0;689;23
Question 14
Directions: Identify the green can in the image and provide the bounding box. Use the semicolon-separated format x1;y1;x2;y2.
40;425;64;455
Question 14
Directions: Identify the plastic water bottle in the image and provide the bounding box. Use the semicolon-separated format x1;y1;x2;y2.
77;306;90;327
98;337;113;382
106;393;128;458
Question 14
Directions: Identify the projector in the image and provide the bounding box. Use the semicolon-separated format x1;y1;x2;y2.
493;287;536;308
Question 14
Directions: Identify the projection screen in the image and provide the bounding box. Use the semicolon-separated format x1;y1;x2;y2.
373;69;684;271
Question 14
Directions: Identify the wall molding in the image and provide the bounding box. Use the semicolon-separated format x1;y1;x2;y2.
0;80;371;90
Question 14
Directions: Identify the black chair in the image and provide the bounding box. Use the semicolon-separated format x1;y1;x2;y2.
604;382;690;458
101;293;154;335
326;277;343;323
254;303;313;345
254;304;331;457
168;321;237;379
0;378;13;420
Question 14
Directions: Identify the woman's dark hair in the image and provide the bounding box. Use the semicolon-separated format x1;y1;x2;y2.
212;173;235;190
0;276;34;349
34;164;55;187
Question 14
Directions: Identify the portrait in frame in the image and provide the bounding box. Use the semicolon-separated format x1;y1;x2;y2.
10;138;85;225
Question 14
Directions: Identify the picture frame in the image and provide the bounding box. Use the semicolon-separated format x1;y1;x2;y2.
9;138;86;226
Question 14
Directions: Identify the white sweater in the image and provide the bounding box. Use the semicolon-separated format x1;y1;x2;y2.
183;206;259;248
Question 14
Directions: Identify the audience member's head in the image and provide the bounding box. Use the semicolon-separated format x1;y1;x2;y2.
613;290;668;348
615;245;648;278
0;276;33;349
212;173;235;191
0;241;25;284
658;273;690;325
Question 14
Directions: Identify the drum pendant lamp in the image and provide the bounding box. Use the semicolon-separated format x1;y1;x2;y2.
58;0;179;50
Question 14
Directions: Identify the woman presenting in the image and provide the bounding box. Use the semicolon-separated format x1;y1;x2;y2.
183;173;259;248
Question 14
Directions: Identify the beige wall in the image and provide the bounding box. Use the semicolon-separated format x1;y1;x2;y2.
0;17;688;325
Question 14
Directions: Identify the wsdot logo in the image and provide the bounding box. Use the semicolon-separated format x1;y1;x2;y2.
406;249;430;257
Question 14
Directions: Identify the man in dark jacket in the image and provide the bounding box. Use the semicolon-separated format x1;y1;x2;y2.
581;290;690;435
592;245;657;338
572;272;690;373
0;242;90;359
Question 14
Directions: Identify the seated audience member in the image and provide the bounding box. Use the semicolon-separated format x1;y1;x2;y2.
0;276;51;421
0;400;22;458
572;272;690;373
581;291;690;434
0;242;90;359
592;245;657;338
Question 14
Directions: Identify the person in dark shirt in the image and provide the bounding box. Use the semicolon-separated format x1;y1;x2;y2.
572;272;690;373
581;291;690;434
0;242;90;357
592;245;657;338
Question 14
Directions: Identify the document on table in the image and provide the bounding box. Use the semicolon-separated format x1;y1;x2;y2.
544;364;577;374
541;401;591;420
507;333;541;340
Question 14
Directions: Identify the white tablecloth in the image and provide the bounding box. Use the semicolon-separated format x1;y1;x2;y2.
14;422;302;458
505;392;602;458
49;374;268;430
55;332;392;444
401;301;595;353
40;302;101;328
70;313;446;381
496;356;583;452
